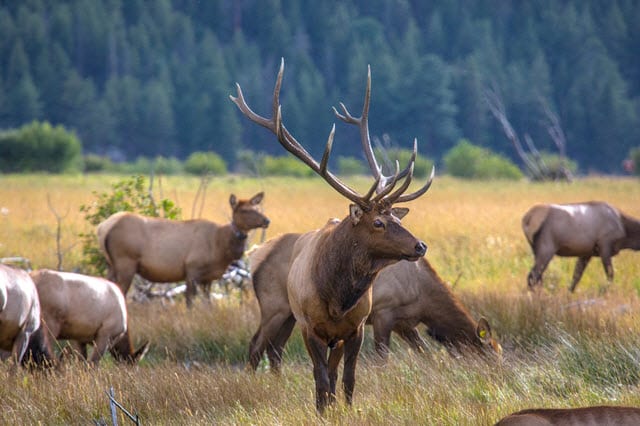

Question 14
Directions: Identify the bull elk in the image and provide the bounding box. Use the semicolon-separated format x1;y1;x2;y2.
231;58;433;412
29;269;149;365
495;406;640;425
248;233;501;372
523;201;640;292
0;264;53;367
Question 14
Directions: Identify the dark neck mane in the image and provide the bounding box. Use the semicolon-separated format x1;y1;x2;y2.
313;219;379;319
621;213;640;250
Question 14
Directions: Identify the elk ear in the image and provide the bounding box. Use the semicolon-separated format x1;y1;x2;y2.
392;207;410;220
476;317;492;343
250;192;264;205
349;204;364;225
229;194;237;208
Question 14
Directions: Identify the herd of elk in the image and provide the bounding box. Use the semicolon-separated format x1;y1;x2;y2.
495;405;640;425
523;201;640;292
231;58;433;412
248;232;501;372
29;269;148;365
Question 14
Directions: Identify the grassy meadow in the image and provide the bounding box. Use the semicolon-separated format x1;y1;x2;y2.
1;173;640;425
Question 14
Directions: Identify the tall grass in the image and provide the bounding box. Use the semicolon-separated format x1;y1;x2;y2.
1;174;640;424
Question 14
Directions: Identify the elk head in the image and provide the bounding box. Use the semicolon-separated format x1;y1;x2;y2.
230;58;433;264
230;192;270;237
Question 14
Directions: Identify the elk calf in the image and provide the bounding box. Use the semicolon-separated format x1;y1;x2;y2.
523;201;640;292
495;406;640;425
30;269;148;365
0;264;52;367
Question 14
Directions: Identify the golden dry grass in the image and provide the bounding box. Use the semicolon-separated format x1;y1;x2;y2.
1;173;640;425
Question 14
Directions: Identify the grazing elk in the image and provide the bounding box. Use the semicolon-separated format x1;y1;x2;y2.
523;201;640;292
0;264;53;367
231;58;432;412
30;269;149;365
248;233;501;372
494;406;640;425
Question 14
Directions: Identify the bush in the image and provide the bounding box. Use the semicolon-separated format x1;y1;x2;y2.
79;175;181;275
0;121;82;173
337;156;365;176
259;154;315;177
83;154;113;173
443;139;524;180
184;151;227;175
537;152;578;177
153;155;183;175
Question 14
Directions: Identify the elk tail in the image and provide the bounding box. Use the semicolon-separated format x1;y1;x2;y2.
96;212;127;266
521;205;550;247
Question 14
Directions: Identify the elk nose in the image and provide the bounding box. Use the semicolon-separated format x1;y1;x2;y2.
415;241;427;256
263;218;271;227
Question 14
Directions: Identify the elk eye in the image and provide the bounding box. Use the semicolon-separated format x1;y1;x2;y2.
373;219;385;229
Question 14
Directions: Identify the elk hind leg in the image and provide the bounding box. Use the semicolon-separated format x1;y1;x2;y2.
266;314;296;372
569;256;591;292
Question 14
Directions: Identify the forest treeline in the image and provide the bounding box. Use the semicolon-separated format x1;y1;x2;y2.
0;0;638;174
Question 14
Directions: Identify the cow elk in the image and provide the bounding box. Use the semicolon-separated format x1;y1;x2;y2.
231;58;432;412
0;264;53;367
522;201;640;292
495;406;640;426
97;192;268;360
248;233;501;372
30;269;149;365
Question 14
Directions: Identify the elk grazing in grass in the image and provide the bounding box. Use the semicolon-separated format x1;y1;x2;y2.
231;58;432;412
495;406;640;425
522;201;640;292
29;269;149;365
248;233;501;372
0;264;53;367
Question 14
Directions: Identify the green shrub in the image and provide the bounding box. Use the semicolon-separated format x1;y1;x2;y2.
153;155;183;175
337;156;365;176
184;151;227;175
259;154;315;177
537;152;578;178
443;139;524;180
79;175;181;275
0;121;82;173
83;154;113;173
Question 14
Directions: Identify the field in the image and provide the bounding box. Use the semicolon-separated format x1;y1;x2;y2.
1;174;640;425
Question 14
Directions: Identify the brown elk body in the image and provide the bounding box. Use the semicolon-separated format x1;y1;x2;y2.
523;201;640;291
0;264;53;367
495;406;640;426
248;232;500;372
30;269;148;365
231;58;433;412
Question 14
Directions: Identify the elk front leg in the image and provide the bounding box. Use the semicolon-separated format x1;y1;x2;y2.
327;341;345;404
301;328;330;413
185;279;198;309
343;325;365;405
371;313;394;359
569;256;591;292
395;325;427;354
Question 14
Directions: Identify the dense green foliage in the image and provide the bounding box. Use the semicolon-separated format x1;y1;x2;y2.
0;1;638;173
444;139;524;179
0;121;82;173
78;175;181;275
184;151;228;175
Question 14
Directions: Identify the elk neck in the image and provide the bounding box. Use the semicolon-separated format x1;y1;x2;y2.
313;219;381;320
220;222;248;261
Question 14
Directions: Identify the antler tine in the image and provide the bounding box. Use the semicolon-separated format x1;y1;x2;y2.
231;58;375;208
385;139;435;204
373;160;401;201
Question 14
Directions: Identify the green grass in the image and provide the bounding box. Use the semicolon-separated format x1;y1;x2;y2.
1;174;640;424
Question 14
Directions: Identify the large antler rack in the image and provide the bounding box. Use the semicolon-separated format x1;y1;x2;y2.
230;58;433;208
